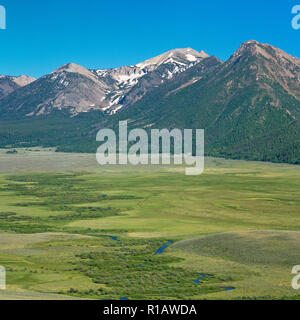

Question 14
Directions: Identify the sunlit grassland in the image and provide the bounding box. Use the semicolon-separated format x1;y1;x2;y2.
0;150;299;299
169;230;300;299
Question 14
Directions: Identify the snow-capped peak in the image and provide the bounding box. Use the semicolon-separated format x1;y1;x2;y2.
36;48;209;116
135;48;208;69
89;48;210;114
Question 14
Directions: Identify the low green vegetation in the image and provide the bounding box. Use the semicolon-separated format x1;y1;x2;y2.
5;149;18;155
0;152;299;299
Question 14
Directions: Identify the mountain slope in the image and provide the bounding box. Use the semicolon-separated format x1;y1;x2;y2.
0;63;111;118
0;75;35;100
91;48;208;113
113;40;300;163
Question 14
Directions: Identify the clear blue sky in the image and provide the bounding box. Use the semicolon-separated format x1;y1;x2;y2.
0;0;299;78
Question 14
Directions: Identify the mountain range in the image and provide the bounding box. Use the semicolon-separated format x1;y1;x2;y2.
0;41;299;164
0;48;207;118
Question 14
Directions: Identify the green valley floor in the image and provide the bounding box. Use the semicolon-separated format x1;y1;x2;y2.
0;149;300;299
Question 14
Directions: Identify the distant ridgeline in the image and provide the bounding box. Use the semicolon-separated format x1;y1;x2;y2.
0;41;299;164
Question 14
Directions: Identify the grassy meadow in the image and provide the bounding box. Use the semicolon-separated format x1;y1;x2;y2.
0;149;300;299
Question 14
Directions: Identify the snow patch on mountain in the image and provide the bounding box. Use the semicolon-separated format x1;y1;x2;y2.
91;48;209;113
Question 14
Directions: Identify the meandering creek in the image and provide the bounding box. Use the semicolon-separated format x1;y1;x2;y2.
107;237;235;299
